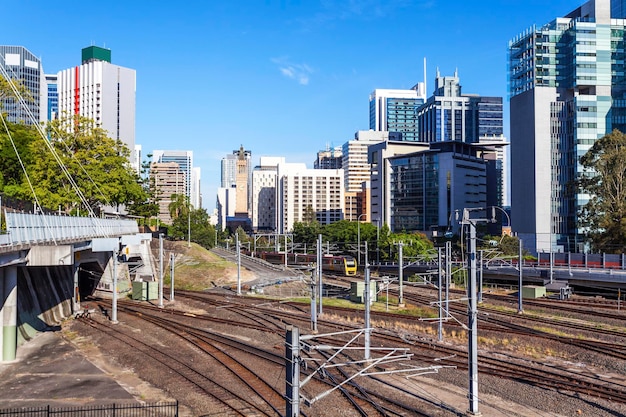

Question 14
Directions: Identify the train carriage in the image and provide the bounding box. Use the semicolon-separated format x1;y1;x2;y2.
258;251;357;276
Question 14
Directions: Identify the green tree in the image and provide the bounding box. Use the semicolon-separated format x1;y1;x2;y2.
0;77;33;109
127;154;159;225
7;115;145;213
579;129;626;253
170;207;215;248
0;123;36;192
292;221;321;247
168;193;190;222
388;231;434;260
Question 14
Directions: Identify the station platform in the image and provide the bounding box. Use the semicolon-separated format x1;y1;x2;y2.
0;330;144;408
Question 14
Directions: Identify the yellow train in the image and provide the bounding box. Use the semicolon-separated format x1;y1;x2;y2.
258;251;357;276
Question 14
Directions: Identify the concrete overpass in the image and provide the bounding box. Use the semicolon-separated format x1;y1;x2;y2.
0;212;153;362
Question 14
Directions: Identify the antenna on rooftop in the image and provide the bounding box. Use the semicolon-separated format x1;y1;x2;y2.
424;57;427;96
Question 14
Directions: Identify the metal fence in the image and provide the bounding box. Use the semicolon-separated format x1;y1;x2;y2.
0;401;178;417
4;212;139;246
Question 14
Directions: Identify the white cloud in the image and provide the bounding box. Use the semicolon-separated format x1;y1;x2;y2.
272;57;313;85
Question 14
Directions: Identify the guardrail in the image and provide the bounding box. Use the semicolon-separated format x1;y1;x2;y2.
3;212;138;246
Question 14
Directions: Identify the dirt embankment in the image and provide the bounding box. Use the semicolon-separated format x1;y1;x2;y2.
150;240;257;291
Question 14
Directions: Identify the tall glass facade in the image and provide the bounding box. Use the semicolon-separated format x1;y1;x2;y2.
45;74;58;121
369;87;426;142
508;0;620;252
0;46;42;125
418;72;503;144
389;153;439;231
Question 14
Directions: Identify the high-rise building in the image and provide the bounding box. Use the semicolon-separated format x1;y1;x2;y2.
508;0;621;253
234;146;249;218
418;70;508;206
368;138;429;229
278;163;344;233
152;150;200;208
418;69;504;143
221;147;251;188
57;46;136;161
314;146;342;169
216;187;236;231
369;84;426;141
388;141;494;234
44;74;58;122
251;157;285;231
150;162;186;225
342;131;387;221
0;46;46;125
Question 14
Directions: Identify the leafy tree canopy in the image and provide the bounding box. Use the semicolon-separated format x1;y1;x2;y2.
578;129;626;253
0;115;146;214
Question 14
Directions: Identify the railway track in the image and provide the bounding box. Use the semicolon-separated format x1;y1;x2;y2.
168;290;626;407
77;313;270;415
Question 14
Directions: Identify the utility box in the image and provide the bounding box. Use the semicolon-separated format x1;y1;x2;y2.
350;281;377;304
132;280;158;301
521;285;546;299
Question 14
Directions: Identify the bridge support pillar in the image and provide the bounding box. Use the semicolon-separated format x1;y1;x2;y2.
72;263;80;312
1;266;18;362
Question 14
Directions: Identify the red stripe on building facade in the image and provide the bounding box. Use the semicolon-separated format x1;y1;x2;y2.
74;66;80;115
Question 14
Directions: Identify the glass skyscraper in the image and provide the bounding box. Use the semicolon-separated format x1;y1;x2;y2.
369;84;426;141
509;0;621;253
0;46;45;125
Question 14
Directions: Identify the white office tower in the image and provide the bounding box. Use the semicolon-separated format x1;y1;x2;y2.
252;157;285;232
342;131;387;221
216;187;236;231
191;167;202;210
478;134;510;207
152;150;200;209
133;144;142;175
0;46;47;125
277;163;344;233
57;46;136;161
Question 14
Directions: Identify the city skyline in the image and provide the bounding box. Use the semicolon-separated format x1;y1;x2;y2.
4;1;583;211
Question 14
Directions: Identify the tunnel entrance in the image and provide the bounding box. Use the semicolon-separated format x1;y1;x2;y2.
77;262;104;300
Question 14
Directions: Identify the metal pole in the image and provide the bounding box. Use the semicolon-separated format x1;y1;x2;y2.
285;325;300;417
364;241;368;267
236;234;241;296
364;265;371;360
398;242;404;307
170;252;175;301
357;222;361;267
468;221;479;415
518;238;524;313
112;249;119;324
446;241;451;318
310;270;317;332
386;278;389;312
549;248;554;285
376;219;380;264
438;247;443;342
158;234;164;308
318;234;323;316
187;198;191;248
478;250;483;303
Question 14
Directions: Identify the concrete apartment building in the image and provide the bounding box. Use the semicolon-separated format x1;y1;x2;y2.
150;162;186;225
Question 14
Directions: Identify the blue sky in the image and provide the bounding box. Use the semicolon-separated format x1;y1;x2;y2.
6;0;582;211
